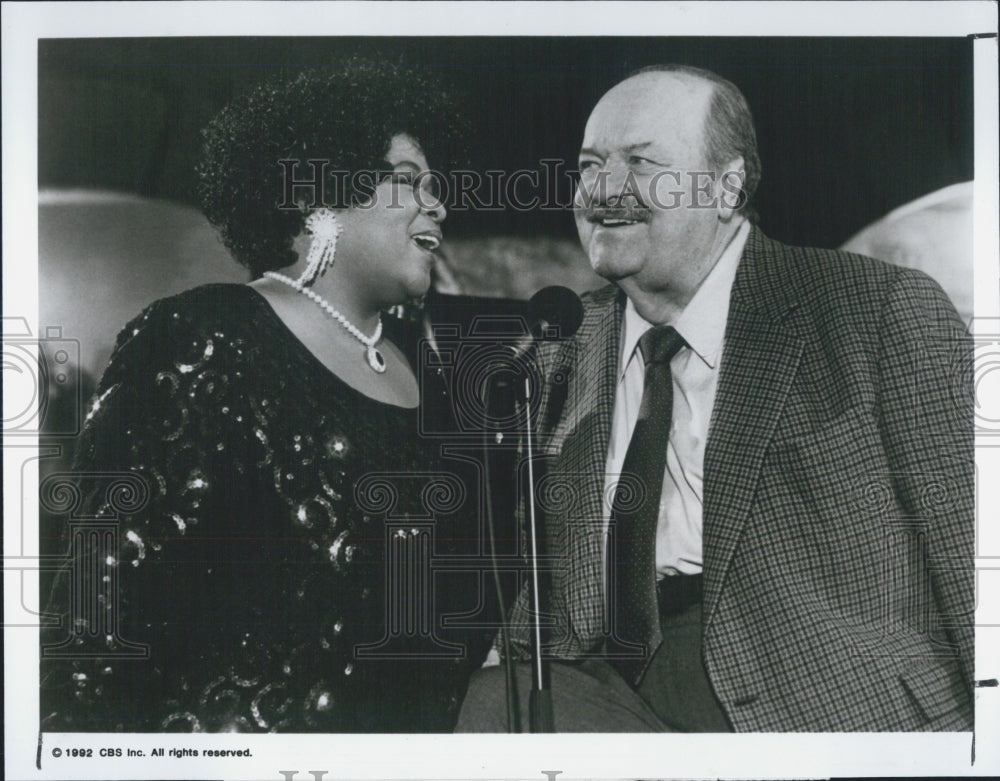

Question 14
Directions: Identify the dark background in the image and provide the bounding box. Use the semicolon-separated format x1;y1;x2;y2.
33;35;980;721
39;36;974;249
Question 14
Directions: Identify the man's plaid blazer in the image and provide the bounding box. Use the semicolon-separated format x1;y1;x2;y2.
504;227;974;731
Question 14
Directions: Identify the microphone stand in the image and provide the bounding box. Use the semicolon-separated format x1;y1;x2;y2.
518;368;554;733
481;369;520;733
478;287;583;733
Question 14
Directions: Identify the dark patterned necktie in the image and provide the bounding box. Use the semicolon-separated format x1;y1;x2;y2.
608;325;685;685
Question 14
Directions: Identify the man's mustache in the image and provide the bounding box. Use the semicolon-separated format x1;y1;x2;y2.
580;202;652;224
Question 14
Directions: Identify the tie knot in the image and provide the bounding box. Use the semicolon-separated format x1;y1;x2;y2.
638;325;685;366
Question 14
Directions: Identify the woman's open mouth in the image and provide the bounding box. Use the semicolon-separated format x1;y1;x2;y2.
411;231;442;251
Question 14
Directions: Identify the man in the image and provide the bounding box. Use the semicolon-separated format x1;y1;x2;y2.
457;65;974;732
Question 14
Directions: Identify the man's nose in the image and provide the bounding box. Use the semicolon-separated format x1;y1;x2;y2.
579;162;635;207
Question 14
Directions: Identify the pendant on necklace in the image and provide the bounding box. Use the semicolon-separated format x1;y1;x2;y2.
367;345;386;373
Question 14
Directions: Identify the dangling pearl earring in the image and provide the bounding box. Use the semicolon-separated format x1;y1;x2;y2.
297;209;342;287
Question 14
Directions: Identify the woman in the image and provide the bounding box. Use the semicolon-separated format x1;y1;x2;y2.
40;63;476;732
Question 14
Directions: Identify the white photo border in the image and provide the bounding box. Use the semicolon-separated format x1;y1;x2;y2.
4;2;998;780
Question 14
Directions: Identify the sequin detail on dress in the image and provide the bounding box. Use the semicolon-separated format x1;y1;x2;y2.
40;284;472;733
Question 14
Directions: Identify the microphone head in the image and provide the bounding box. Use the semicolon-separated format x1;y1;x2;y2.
528;285;584;340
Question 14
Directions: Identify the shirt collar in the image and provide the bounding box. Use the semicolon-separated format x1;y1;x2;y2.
619;218;751;377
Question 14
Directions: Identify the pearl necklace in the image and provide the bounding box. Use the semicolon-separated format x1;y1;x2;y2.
263;271;386;373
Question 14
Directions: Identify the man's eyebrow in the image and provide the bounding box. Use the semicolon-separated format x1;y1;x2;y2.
579;142;659;157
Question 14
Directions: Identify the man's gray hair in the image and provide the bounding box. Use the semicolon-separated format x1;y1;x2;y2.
629;64;762;214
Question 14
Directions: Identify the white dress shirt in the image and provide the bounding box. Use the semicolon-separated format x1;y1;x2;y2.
603;219;750;576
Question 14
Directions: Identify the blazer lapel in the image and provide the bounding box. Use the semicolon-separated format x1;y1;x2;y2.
702;229;804;627
545;285;622;640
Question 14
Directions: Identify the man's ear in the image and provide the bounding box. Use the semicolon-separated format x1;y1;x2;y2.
717;156;746;220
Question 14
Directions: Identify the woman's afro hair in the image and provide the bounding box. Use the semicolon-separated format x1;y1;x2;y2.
197;60;468;277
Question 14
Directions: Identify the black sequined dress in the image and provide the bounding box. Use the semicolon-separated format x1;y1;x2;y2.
40;284;476;732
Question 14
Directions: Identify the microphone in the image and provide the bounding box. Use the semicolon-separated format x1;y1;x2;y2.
508;285;584;359
506;287;583;733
